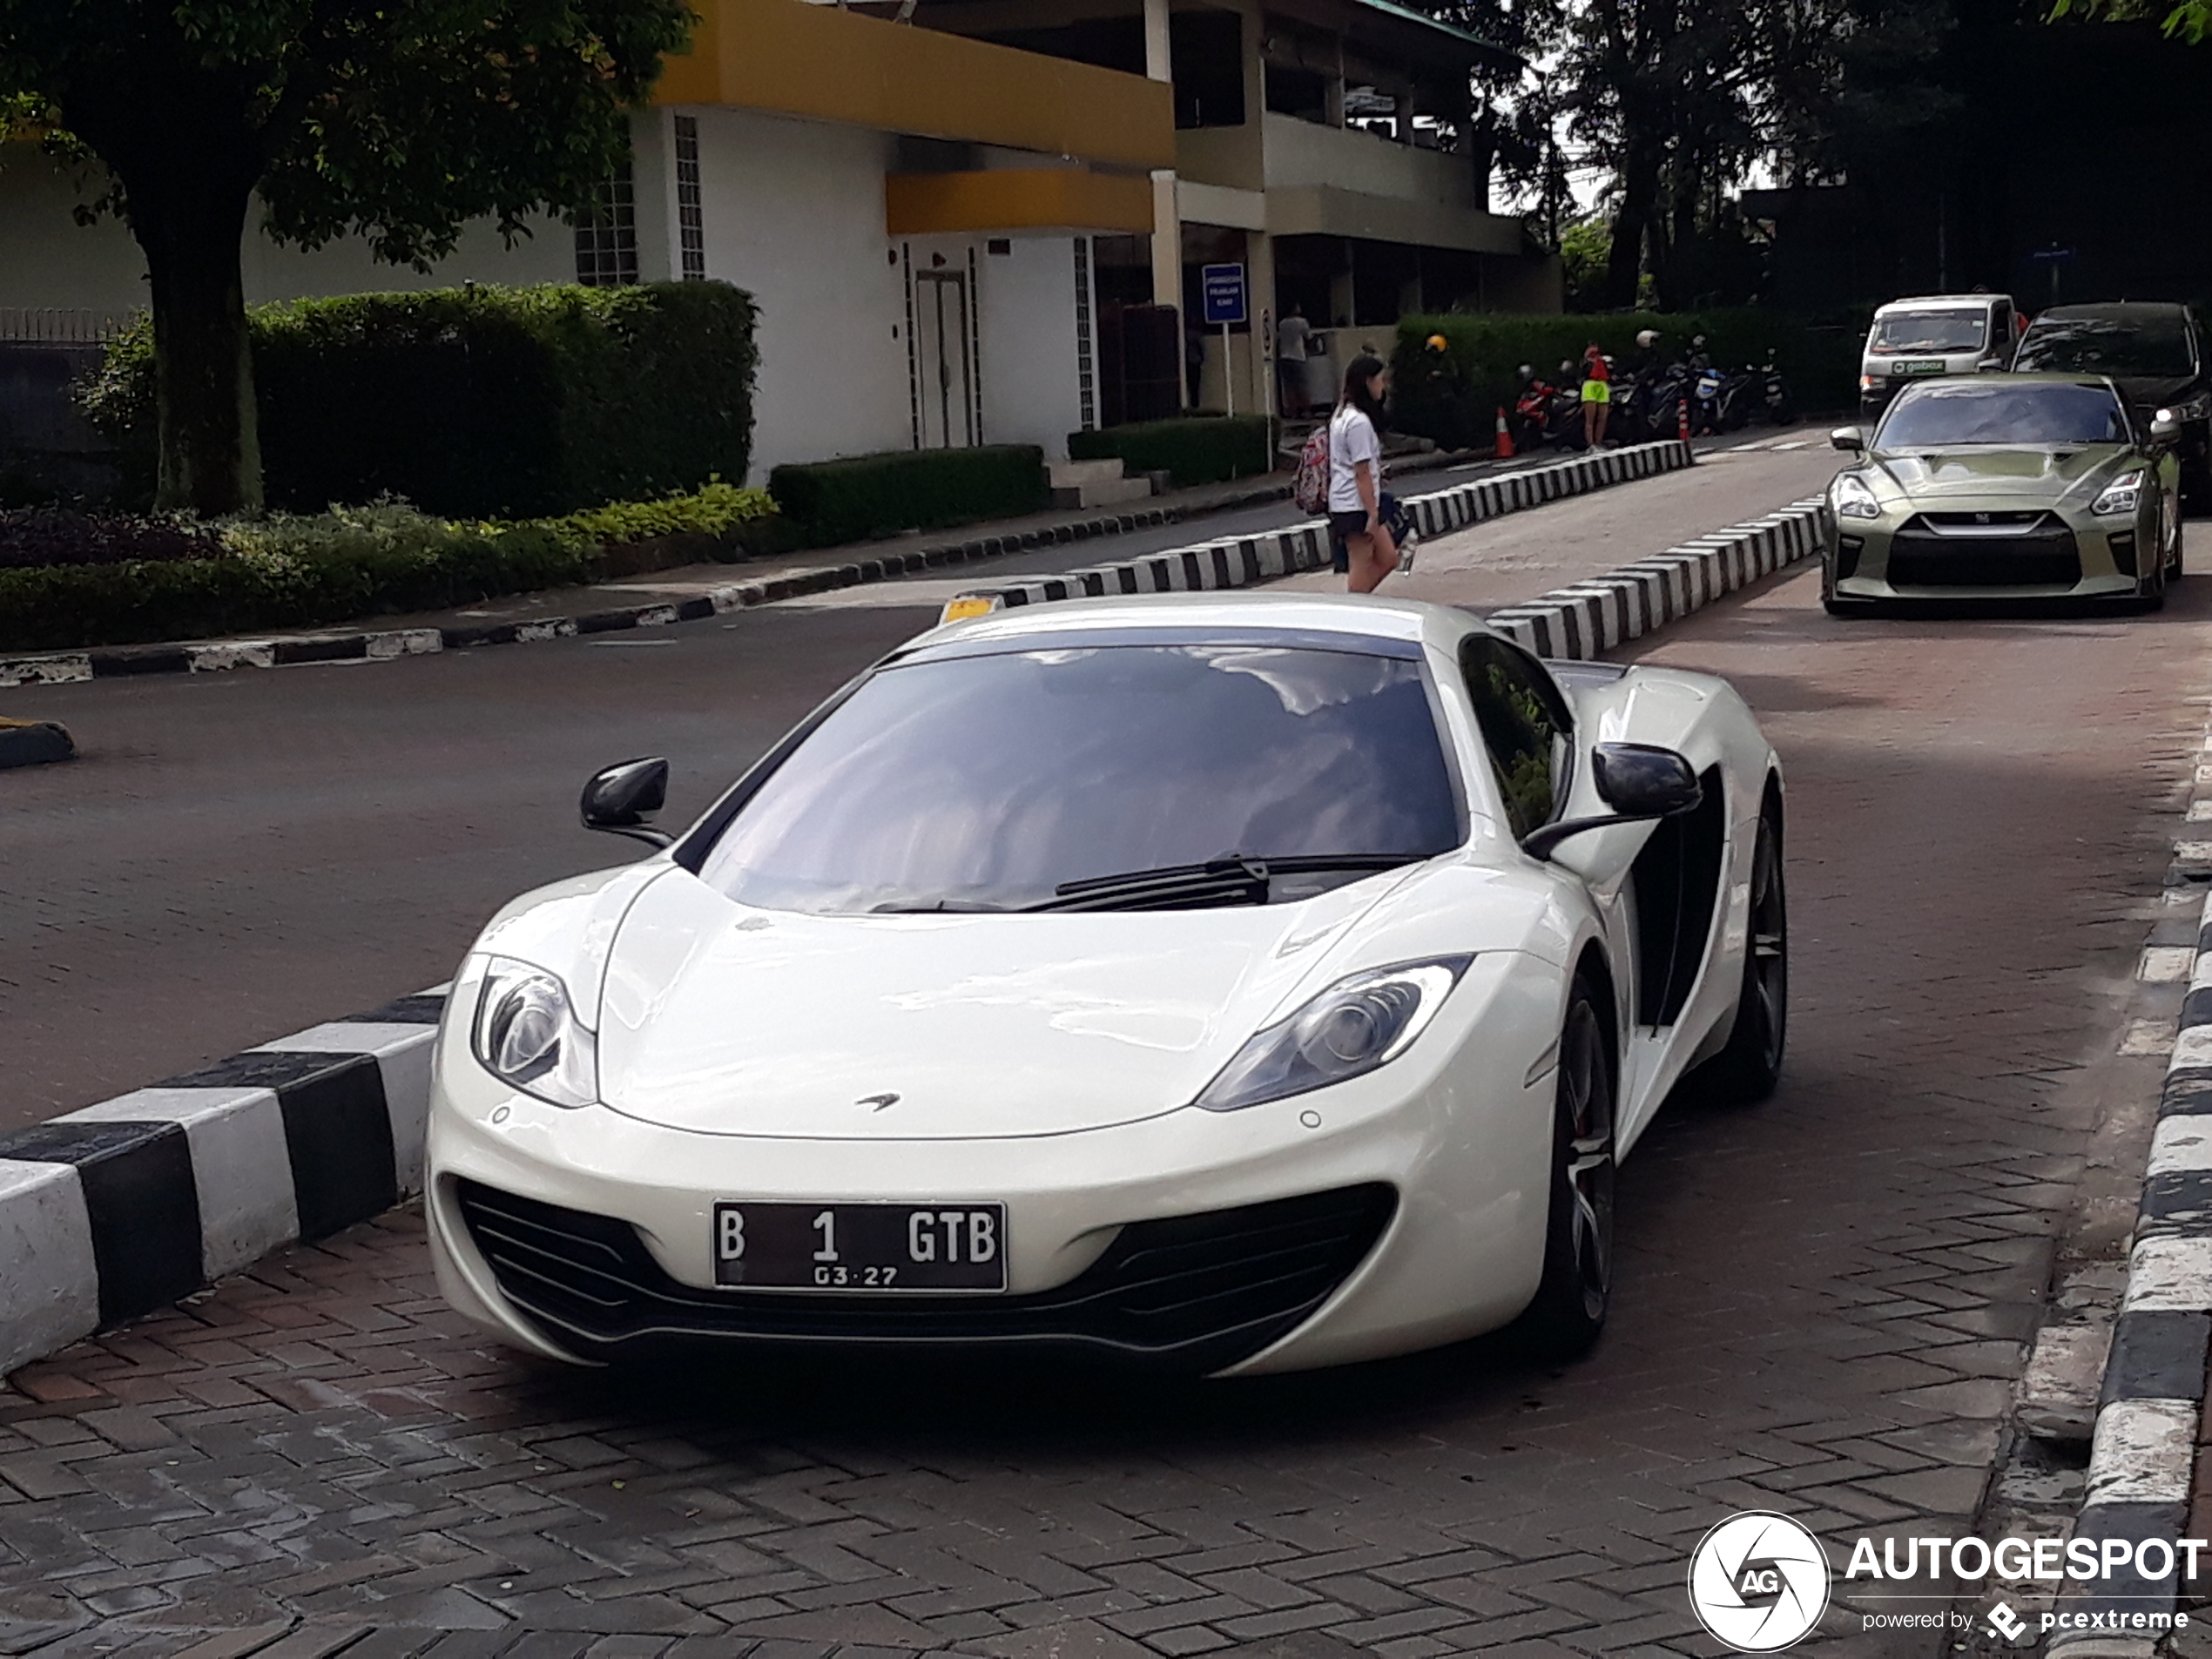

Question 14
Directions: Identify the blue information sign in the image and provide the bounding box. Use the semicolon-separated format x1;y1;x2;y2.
1201;263;1248;327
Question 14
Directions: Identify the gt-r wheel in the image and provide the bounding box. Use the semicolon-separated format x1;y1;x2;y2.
1520;981;1616;1359
1701;802;1788;1104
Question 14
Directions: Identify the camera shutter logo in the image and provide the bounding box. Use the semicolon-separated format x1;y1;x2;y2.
1686;1512;1831;1651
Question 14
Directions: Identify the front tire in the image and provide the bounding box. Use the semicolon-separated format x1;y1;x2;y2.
1700;801;1789;1103
1518;981;1616;1359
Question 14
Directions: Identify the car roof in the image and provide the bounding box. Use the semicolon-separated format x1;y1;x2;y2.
1950;371;2118;388
905;590;1476;658
1875;295;2003;313
2029;302;2190;321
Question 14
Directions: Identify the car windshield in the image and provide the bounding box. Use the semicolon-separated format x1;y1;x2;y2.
1876;381;2128;447
698;642;1463;914
2013;314;2195;377
1870;310;1989;354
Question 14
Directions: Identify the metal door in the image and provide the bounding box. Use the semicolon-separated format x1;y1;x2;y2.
914;270;976;449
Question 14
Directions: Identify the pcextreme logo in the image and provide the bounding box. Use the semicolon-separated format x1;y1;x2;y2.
1687;1512;1831;1652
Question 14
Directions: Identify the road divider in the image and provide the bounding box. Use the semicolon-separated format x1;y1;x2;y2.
948;442;1696;624
0;995;442;1377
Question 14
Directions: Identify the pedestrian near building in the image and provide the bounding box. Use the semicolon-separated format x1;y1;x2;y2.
1329;354;1398;595
1276;303;1312;416
1580;343;1611;449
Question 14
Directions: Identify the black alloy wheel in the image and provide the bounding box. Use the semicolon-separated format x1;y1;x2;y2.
1518;981;1616;1359
1701;801;1789;1103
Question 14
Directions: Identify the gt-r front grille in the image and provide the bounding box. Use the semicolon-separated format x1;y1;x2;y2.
455;1178;1397;1372
1887;514;2080;587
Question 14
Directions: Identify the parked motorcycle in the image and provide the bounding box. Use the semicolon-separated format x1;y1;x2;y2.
1514;362;1586;453
1757;350;1794;426
1615;360;1690;444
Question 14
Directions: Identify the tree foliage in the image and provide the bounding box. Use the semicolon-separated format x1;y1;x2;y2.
0;1;692;513
2048;0;2211;42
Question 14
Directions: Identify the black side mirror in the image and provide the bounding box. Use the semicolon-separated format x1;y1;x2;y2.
1524;743;1703;860
582;757;673;849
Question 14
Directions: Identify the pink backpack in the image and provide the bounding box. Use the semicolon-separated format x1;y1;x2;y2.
1292;423;1332;515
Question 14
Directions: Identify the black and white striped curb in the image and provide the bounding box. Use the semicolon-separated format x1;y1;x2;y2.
0;453;1504;690
0;991;445;1376
2048;765;2212;1650
964;441;1696;616
1483;496;1826;660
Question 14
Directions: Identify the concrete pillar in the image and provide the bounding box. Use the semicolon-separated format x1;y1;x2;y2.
1248;228;1277;416
1143;0;1182;341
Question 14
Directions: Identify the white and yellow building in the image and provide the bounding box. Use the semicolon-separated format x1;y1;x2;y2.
0;0;1555;485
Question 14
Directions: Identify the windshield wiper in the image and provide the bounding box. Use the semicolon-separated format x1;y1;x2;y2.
1021;853;1424;914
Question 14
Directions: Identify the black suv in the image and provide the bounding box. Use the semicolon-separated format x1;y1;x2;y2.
2012;302;2211;507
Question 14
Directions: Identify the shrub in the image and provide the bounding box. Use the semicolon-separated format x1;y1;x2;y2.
1388;310;1867;450
0;509;225;570
0;509;587;653
1067;415;1277;488
0;482;784;652
768;446;1047;548
80;281;759;519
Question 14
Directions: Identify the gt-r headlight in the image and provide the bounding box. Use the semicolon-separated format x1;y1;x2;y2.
1194;956;1473;1113
1831;473;1883;520
2093;469;2146;516
470;956;598;1108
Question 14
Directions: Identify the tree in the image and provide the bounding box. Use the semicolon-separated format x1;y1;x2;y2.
0;1;691;515
2049;0;2210;38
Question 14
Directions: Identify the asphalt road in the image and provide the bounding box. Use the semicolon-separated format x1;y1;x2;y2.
0;440;1842;1132
0;439;2203;1656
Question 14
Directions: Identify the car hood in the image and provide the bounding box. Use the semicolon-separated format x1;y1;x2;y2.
584;860;1532;1140
1868;445;2129;502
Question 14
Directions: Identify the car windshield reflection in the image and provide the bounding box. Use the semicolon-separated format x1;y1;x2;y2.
2013;317;2193;378
1871;312;1988;354
697;643;1464;914
1875;381;2129;447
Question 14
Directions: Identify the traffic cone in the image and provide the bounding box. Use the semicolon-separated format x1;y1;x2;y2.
1494;406;1514;460
1676;396;1691;442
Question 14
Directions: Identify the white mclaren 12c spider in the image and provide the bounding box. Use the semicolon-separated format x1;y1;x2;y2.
427;592;1786;1375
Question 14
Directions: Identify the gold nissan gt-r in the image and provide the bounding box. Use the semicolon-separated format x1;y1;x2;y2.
1822;373;2183;614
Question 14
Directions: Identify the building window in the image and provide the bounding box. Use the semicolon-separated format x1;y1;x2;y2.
1074;238;1097;432
673;114;706;280
574;164;638;286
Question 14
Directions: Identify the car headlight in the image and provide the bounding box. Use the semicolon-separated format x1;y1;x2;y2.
470;956;598;1108
1831;473;1883;520
1194;956;1472;1113
2093;469;2146;516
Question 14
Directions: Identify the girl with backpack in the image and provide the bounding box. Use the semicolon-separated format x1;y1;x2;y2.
1328;354;1398;594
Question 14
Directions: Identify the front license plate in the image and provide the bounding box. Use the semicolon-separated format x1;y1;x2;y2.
1893;360;1946;376
711;1202;1007;1291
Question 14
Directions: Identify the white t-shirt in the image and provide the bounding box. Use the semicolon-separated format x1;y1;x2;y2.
1277;314;1312;362
1327;405;1381;514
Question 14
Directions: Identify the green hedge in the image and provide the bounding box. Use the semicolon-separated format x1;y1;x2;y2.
767;445;1047;548
80;281;759;519
1067;415;1277;488
0;484;780;653
1388;310;1867;451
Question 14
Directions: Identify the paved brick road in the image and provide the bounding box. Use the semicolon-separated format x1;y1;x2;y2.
3;544;2206;1655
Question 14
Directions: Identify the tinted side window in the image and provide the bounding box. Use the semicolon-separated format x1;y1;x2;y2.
1460;637;1573;840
